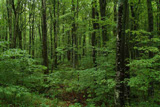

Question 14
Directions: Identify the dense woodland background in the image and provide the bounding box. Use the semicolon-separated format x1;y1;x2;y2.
0;0;160;106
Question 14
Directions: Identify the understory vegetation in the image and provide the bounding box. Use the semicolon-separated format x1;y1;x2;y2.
0;0;160;106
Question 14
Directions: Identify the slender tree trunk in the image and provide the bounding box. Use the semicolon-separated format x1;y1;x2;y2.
113;0;117;36
156;0;160;35
76;0;79;67
32;0;35;57
123;1;130;104
6;0;12;48
18;3;22;49
42;0;49;74
67;31;71;61
62;3;66;63
23;1;27;50
49;10;53;61
158;0;160;36
53;0;58;69
71;0;77;68
29;2;32;54
18;19;22;49
99;0;107;45
92;0;98;67
11;0;17;48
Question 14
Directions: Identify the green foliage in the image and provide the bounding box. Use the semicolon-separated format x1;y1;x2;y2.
0;49;50;106
47;68;115;106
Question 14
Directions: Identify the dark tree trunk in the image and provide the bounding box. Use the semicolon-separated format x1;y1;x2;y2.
11;0;17;48
32;0;35;58
156;0;160;35
53;0;58;69
99;0;107;45
115;0;129;106
29;2;32;54
23;1;27;50
123;1;130;104
42;0;49;74
71;0;77;68
49;10;53;61
92;0;98;67
67;31;71;61
158;0;160;35
6;0;12;48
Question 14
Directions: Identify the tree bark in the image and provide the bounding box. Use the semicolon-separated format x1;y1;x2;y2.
115;0;129;106
92;0;98;67
42;0;49;74
6;0;12;48
99;0;107;45
71;0;77;68
32;0;35;58
53;0;58;69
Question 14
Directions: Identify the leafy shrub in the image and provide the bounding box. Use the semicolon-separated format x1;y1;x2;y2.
0;49;48;106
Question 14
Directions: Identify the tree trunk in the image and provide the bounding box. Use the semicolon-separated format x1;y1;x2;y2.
49;9;53;65
92;0;98;67
115;0;129;106
6;0;12;48
11;0;17;48
53;0;58;69
156;0;160;35
23;1;27;50
32;0;35;58
42;0;49;74
99;0;107;45
113;0;117;36
158;0;160;35
71;0;77;68
29;2;32;54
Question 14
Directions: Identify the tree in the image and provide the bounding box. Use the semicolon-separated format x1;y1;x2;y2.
42;0;48;73
71;0;78;68
6;0;12;48
92;0;98;67
99;0;107;45
115;0;129;106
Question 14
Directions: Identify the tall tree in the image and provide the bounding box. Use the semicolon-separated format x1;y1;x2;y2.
32;0;35;58
99;0;107;45
11;0;18;48
115;0;129;106
54;0;58;69
6;0;12;48
42;0;49;73
49;4;53;70
157;0;160;35
92;0;98;67
113;0;117;36
71;0;77;68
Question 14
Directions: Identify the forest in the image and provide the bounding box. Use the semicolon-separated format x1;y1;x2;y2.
0;0;160;106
